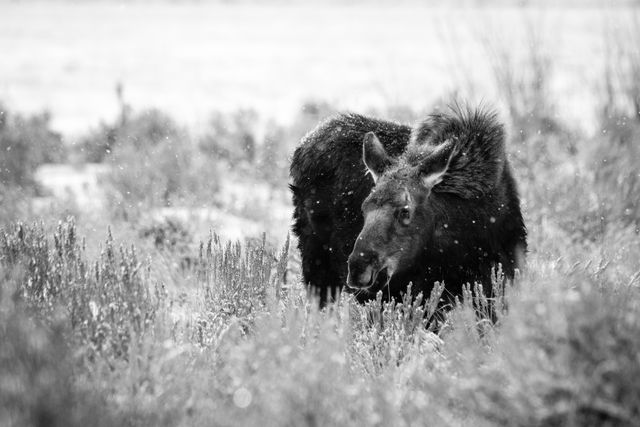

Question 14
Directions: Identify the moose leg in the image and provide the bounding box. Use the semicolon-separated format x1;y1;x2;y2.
298;196;343;305
299;234;342;305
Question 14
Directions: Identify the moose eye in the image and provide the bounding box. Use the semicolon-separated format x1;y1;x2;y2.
397;205;411;225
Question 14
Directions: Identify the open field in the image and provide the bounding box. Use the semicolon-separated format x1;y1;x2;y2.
0;2;633;135
2;2;640;426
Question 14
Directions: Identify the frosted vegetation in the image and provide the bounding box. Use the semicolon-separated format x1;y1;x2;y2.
2;4;640;427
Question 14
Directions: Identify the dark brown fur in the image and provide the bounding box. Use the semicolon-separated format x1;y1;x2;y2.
290;106;526;306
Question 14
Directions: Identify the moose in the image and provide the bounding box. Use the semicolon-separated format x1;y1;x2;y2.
289;105;526;307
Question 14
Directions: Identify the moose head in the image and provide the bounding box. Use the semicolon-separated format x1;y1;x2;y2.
346;108;509;295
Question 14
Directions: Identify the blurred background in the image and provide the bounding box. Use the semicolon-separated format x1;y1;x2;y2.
4;2;640;426
1;0;639;251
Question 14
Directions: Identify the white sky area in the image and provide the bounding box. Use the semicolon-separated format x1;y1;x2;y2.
0;2;632;137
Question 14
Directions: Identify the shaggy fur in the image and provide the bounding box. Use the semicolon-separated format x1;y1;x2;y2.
407;108;506;199
290;113;410;303
290;106;527;306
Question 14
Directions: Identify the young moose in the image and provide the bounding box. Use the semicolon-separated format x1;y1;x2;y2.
290;106;526;306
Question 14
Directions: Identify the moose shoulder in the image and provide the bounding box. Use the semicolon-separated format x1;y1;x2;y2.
290;107;527;306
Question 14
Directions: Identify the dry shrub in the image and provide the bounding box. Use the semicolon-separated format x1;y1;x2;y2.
0;219;163;360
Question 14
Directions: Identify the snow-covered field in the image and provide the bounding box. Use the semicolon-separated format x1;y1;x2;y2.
33;163;292;242
0;2;630;136
6;1;635;243
5;3;640;426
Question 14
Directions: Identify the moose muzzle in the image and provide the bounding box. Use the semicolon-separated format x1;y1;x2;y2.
346;249;381;289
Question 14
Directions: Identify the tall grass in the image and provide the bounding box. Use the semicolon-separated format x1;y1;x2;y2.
481;16;578;182
0;295;121;427
3;13;640;426
3;111;640;426
0;219;163;360
602;11;640;124
2;208;640;426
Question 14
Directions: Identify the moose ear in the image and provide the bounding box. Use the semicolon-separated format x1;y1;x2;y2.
363;132;392;183
420;139;456;189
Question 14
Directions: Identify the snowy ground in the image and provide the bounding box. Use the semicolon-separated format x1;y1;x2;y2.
0;2;632;136
33;163;292;242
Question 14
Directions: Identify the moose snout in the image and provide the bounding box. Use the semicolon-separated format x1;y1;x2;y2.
346;250;378;289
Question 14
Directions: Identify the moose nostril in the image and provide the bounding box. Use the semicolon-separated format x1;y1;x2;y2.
358;266;373;286
347;263;369;288
347;248;379;289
